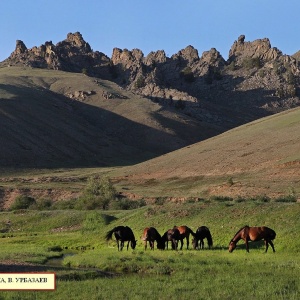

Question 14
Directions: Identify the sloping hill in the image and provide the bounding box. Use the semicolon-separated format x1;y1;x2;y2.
0;66;220;168
114;107;300;199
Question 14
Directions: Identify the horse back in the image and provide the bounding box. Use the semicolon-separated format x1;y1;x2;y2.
175;225;195;237
142;227;160;240
249;226;276;241
114;226;135;241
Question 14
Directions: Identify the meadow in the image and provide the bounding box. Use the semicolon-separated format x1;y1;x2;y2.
0;199;299;299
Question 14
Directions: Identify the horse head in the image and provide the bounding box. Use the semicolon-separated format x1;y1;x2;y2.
131;239;137;249
228;240;236;252
192;238;198;250
157;239;165;250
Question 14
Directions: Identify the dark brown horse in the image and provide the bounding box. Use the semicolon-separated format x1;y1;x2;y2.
229;225;276;253
192;226;213;250
105;226;137;251
141;227;165;250
174;225;196;250
161;228;180;250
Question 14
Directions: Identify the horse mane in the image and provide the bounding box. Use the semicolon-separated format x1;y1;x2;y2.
188;227;196;237
231;225;249;240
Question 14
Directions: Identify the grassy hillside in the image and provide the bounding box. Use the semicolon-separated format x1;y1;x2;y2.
113;107;300;199
0;66;299;206
0;66;218;169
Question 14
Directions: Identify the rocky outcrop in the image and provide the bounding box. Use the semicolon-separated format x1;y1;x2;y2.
2;33;300;130
229;34;282;64
4;32;111;78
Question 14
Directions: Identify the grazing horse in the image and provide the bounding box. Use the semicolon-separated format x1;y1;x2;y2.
192;226;213;250
141;227;165;250
161;228;180;250
105;226;137;251
229;225;276;253
173;225;196;250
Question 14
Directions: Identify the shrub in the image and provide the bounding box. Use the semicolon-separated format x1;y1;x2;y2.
274;195;297;203
135;75;146;88
242;57;261;69
254;195;271;203
227;61;236;71
36;198;53;210
81;68;88;75
180;67;195;83
10;195;36;210
77;176;116;210
110;198;146;210
210;195;233;202
155;197;167;205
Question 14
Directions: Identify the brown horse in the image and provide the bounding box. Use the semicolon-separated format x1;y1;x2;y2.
192;226;213;250
141;227;165;250
229;225;276;253
161;228;180;250
105;226;137;251
174;225;196;250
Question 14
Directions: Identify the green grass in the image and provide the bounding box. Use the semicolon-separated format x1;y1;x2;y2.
0;201;299;299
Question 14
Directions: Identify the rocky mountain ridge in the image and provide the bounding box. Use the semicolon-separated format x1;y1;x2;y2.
2;32;300;130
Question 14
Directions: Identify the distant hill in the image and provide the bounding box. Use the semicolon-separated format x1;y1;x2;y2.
114;107;300;199
0;66;219;168
0;33;299;204
1;32;300;132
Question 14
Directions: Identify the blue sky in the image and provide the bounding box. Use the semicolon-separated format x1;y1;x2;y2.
1;0;300;62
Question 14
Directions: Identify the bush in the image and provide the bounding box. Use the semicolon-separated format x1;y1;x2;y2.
110;198;146;210
180;67;195;83
227;61;236;71
81;68;88;75
274;194;297;203
36;198;53;210
78;176;116;210
135;75;146;88
10;195;36;210
210;195;233;202
242;57;261;69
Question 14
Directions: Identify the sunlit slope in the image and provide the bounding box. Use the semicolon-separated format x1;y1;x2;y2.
115;107;300;198
0;67;219;168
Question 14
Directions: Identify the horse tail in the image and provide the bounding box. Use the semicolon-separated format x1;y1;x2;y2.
270;229;276;240
105;227;116;241
206;229;213;248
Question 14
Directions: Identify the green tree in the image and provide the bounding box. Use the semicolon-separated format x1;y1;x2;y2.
80;176;116;210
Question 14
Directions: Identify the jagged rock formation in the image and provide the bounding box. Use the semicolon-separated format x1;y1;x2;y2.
2;32;300;130
4;32;111;79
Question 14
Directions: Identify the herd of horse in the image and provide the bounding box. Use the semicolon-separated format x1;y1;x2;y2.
105;225;276;253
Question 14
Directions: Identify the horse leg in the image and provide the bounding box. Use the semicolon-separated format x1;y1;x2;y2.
265;240;275;253
117;240;120;251
186;237;189;249
151;241;155;250
264;240;269;252
126;241;130;250
245;240;250;252
172;239;178;250
269;240;275;253
200;239;204;249
120;240;124;251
